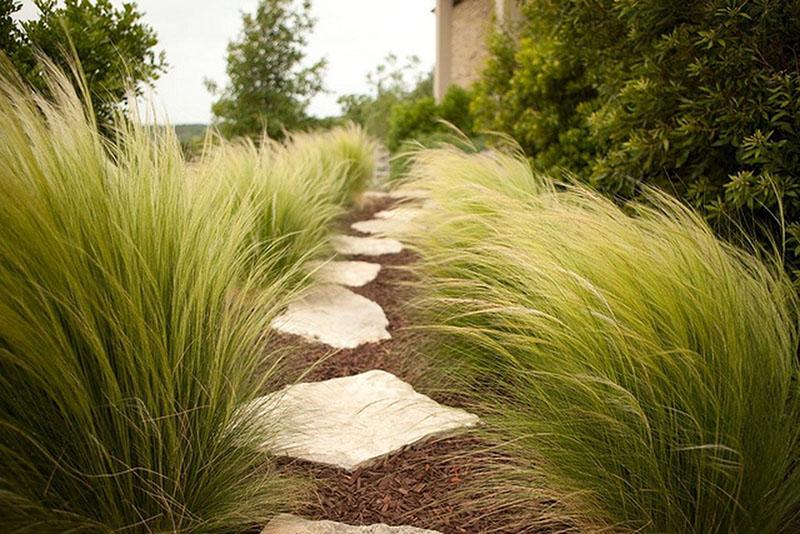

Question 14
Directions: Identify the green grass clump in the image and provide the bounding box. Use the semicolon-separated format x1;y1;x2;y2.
0;65;306;531
191;136;340;289
407;146;800;532
286;124;377;205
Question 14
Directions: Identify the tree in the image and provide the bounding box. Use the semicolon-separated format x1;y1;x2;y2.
338;53;432;144
1;0;166;128
208;0;325;140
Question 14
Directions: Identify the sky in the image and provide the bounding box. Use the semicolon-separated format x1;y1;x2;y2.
15;1;436;124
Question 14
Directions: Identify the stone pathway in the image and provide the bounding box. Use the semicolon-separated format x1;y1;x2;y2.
331;235;404;256
309;260;381;287
250;370;477;470
271;284;391;349
263;515;438;534
263;185;477;533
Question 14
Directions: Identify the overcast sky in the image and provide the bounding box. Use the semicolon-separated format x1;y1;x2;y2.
15;1;436;124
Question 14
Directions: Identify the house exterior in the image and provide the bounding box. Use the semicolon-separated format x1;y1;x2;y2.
434;0;521;101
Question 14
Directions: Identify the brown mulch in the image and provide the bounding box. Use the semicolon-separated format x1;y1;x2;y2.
264;195;562;533
276;248;435;392
278;436;544;534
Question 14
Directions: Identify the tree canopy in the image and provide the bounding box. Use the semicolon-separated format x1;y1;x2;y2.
1;0;166;127
208;0;325;140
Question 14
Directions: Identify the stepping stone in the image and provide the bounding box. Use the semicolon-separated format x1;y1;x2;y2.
309;260;381;287
351;204;433;236
262;515;440;533
271;285;390;349
332;235;403;256
374;206;426;222
351;217;417;236
248;370;479;470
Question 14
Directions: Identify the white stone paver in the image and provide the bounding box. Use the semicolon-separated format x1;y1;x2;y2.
310;260;381;287
374;206;426;222
332;235;403;256
271;285;390;349
350;217;417;236
249;370;479;471
351;205;430;236
262;515;440;534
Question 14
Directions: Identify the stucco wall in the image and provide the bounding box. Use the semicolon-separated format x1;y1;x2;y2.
450;0;493;89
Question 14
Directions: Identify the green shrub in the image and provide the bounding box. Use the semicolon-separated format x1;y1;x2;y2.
338;54;432;145
0;64;310;531
474;0;800;275
471;30;597;175
387;86;475;152
407;146;800;532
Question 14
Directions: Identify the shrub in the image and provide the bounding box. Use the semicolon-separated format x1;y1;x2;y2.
473;0;800;276
387;86;475;152
407;146;800;532
2;0;166;130
0;64;309;531
338;54;432;145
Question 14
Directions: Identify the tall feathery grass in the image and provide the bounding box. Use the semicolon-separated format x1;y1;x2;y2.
407;146;800;532
286;124;377;205
0;60;369;530
190;136;339;289
189;124;376;289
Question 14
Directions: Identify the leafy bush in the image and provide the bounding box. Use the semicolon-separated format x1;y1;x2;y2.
407;146;800;532
0;62;373;530
473;0;800;275
338;54;432;146
1;0;166;129
387;86;474;152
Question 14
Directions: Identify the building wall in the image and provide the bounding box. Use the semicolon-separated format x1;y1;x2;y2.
449;0;494;89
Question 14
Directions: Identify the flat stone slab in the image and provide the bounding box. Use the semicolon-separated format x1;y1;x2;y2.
332;235;404;256
271;285;390;349
262;515;440;534
249;370;479;470
374;206;425;222
309;260;381;287
351;217;417;236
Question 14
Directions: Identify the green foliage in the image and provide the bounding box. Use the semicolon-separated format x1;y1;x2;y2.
338;54;432;144
0;1;25;56
406;146;800;532
474;0;800;275
472;28;597;174
0;60;375;530
2;0;166;128
387;86;474;152
285;124;378;204
174;122;208;157
209;0;325;140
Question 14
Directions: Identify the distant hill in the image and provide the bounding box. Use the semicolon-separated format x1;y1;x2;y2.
174;123;208;145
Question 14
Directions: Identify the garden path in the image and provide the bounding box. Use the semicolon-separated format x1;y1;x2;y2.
258;165;495;532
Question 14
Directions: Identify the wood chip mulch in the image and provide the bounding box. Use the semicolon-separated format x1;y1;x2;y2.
278;436;543;534
264;194;568;533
